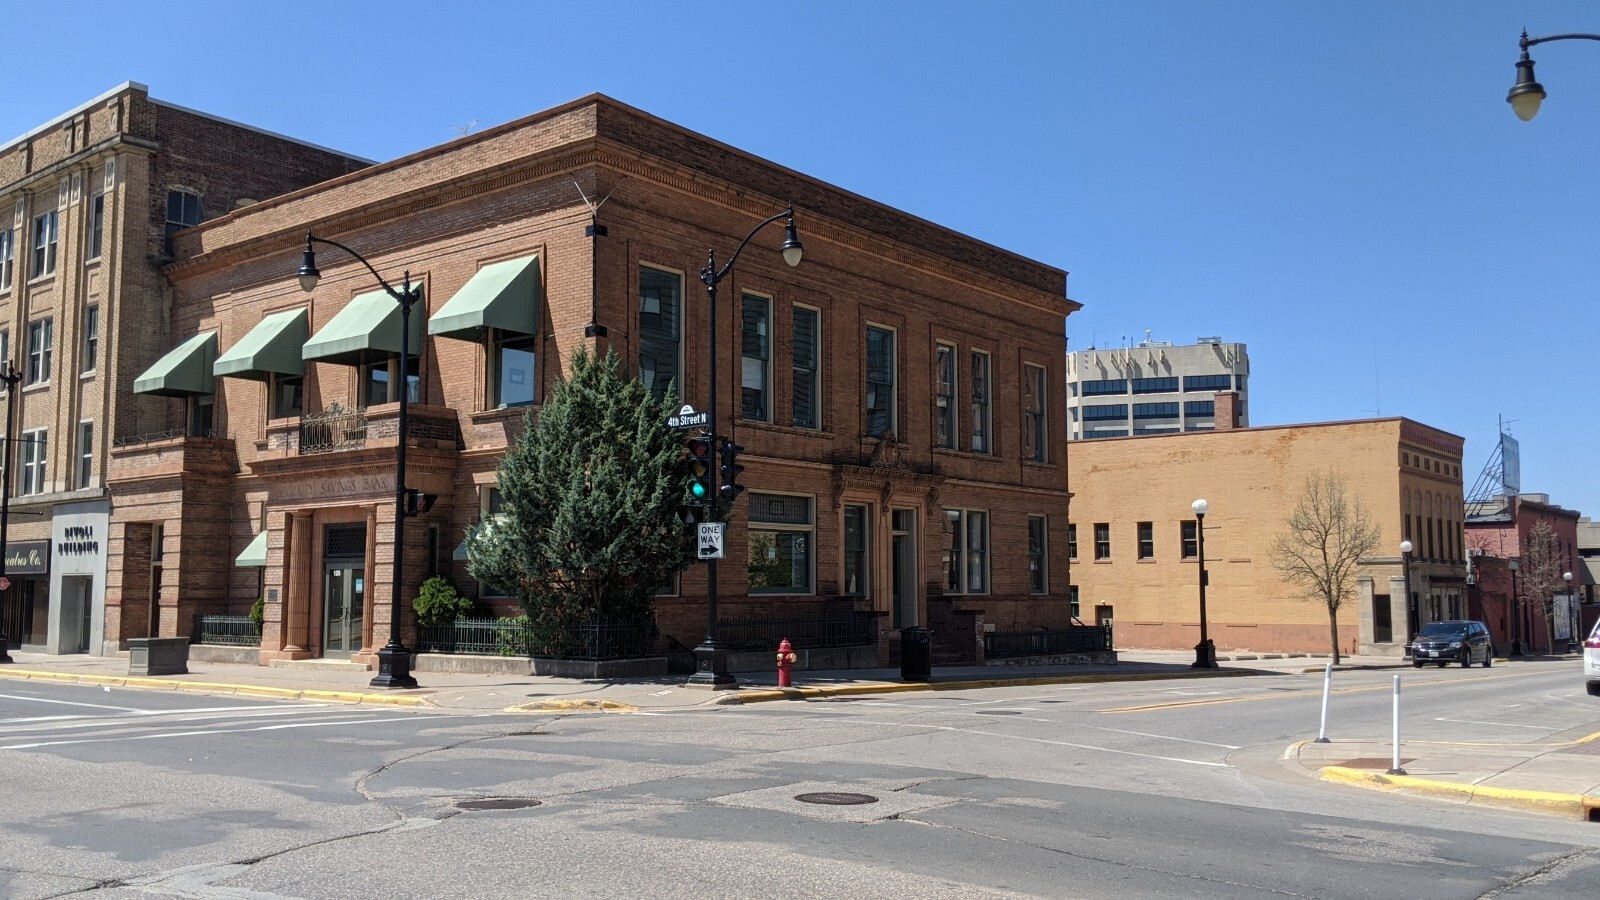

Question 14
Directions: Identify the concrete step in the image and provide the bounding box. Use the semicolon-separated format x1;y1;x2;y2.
267;658;371;672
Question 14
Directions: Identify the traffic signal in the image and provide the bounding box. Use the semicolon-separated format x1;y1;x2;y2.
403;488;438;517
719;439;745;502
687;436;714;507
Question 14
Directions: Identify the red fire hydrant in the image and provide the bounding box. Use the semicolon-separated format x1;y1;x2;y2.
777;637;798;687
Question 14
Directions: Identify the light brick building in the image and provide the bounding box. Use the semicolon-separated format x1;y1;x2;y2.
113;94;1079;668
0;83;367;656
1068;399;1466;656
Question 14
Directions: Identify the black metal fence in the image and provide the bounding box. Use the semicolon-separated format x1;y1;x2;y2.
715;610;879;652
416;616;658;660
416;618;524;656
300;402;367;454
192;614;262;647
984;625;1113;659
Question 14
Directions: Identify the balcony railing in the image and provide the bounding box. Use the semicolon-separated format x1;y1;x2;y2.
299;402;368;454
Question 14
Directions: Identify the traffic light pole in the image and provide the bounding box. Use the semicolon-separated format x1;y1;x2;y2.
687;245;734;688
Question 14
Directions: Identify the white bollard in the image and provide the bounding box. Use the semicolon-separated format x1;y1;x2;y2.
1314;662;1333;743
1385;674;1406;775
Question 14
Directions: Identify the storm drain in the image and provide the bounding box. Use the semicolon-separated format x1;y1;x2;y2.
455;798;543;811
794;792;879;806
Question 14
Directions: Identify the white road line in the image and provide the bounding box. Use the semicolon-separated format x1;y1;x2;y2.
1069;723;1242;749
0;714;464;750
1433;717;1559;730
0;693;147;713
0;705;345;733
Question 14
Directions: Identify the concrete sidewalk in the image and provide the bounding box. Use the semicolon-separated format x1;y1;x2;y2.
3;648;1595;822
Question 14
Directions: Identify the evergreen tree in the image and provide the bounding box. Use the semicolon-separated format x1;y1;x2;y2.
466;348;694;654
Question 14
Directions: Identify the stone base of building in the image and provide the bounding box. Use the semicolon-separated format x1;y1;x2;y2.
984;650;1119;667
727;644;880;673
530;656;670;678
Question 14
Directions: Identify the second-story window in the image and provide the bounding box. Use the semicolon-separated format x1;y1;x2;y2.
1138;521;1154;559
164;190;202;256
493;330;536;408
77;421;94;488
82;306;99;373
865;326;895;438
934;343;956;449
970;350;991;453
792;305;819;429
1094;523;1112;560
26;319;52;385
21;428;47;495
1182;520;1199;559
740;294;770;422
87;193;105;261
0;228;14;290
270;373;304;419
638;266;681;401
1024;363;1047;461
32;211;58;277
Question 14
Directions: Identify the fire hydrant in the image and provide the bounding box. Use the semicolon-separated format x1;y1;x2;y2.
777;638;798;687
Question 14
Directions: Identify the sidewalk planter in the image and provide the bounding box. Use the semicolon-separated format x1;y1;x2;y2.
128;637;190;676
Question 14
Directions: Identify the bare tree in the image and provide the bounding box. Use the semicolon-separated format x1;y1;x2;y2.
1520;519;1565;655
1269;471;1382;664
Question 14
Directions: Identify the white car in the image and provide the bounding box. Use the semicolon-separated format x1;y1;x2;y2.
1587;619;1600;697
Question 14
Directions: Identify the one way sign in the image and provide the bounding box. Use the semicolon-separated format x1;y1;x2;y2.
697;522;725;560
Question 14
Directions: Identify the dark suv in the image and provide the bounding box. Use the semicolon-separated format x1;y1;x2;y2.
1411;620;1494;668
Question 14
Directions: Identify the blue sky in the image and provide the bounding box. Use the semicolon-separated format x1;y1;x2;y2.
7;1;1597;515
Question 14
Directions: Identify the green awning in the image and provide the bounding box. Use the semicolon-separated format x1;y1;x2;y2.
302;287;424;366
235;531;268;567
429;254;540;342
214;308;308;381
133;331;218;397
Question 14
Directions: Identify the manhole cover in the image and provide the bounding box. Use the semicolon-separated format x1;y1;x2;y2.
455;798;543;811
974;710;1023;715
794;792;879;806
1335;758;1414;769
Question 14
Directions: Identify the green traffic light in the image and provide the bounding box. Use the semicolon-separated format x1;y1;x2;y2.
691;482;709;499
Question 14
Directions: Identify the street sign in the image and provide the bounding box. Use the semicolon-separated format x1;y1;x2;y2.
697;522;725;560
669;403;710;430
0;576;10;592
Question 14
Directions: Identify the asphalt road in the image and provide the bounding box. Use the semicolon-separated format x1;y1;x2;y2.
1;663;1596;899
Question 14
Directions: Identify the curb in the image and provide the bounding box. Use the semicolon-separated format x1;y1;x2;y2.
0;667;430;708
1318;765;1600;821
731;668;1255;703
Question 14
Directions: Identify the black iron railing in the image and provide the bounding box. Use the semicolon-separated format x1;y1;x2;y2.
984;625;1113;659
417;616;658;660
714;610;878;652
192;614;262;647
416;618;527;656
299;402;367;454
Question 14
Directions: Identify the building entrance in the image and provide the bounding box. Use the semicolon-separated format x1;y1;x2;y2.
322;525;366;659
891;508;918;628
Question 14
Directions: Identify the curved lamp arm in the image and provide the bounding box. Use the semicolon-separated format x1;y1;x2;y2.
701;206;801;289
1508;30;1600;121
298;232;420;303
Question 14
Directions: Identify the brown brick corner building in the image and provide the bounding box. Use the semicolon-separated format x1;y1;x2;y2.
116;94;1080;668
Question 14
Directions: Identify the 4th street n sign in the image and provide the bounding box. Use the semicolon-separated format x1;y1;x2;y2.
668;404;710;430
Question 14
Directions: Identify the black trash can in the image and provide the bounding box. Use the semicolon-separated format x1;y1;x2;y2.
900;627;932;682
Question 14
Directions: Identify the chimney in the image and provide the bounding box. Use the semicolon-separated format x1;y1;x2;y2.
1214;390;1241;431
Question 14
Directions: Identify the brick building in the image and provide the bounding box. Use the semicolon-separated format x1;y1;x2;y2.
1068;397;1467;656
0;83;368;656
1466;493;1582;655
113;94;1079;668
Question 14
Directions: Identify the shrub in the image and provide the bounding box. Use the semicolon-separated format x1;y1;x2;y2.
248;597;265;628
413;577;474;627
497;616;533;657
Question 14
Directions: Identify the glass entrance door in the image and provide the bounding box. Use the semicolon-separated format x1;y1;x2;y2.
891;508;918;628
322;565;364;659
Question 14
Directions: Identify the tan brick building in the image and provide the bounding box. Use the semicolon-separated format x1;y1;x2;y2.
0;83;367;656
113;94;1079;668
1068;399;1467;656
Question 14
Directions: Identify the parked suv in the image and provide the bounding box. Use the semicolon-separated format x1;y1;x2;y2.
1411;620;1493;668
1584;619;1600;697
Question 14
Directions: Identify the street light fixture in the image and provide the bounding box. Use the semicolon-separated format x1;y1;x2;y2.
688;206;803;689
1564;570;1574;653
0;363;22;664
1508;557;1522;656
1191;498;1216;669
296;232;422;690
1507;30;1600;121
1399;539;1414;655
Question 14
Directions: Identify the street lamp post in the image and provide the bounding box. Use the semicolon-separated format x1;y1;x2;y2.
1563;571;1575;653
1399;539;1414;656
297;233;423;689
1508;557;1522;656
1191;498;1216;668
687;207;803;688
1506;30;1600;121
0;363;22;664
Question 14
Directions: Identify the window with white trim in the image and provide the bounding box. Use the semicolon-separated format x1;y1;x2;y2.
82;305;99;373
1094;522;1111;560
934;342;956;449
21;428;47;495
747;493;814;594
493;329;536;408
942;508;989;594
77;421;93;488
164;190;201;256
26;319;52;385
31;211;58;277
87;192;104;261
0;228;14;290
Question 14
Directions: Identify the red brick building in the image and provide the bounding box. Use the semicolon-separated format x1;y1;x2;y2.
1466;493;1582;655
0;83;367;656
113;94;1079;668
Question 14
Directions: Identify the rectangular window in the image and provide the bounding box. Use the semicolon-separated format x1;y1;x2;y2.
1094;523;1111;560
1028;515;1048;594
748;493;814;594
942;509;989;594
1024;363;1047;461
479;486;510;598
1081;379;1127;396
1181;521;1198;559
1069;585;1080;620
87;192;105;261
1067;523;1078;560
1131;376;1179;394
0;228;13;290
865;326;895;438
934;343;956;449
77;421;93;488
1184;400;1214;417
31;211;58;277
843;504;869;596
638;266;681;401
360;355;418;406
1137;522;1154;559
740;294;770;421
1133;402;1180;419
970;350;991;453
21;428;47;495
26;319;52;385
0;330;9;384
81;305;99;373
189;395;214;437
269;373;304;419
1082;404;1127;421
164;190;202;256
493;330;536;408
791;305;819;429
1182;374;1232;391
